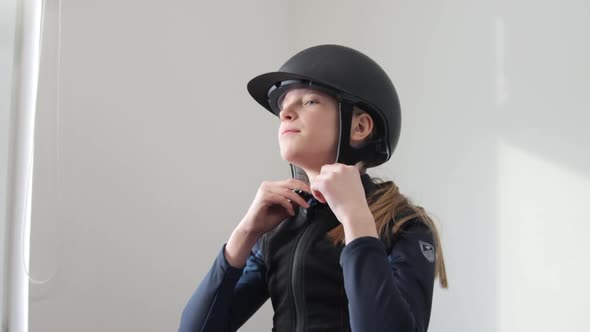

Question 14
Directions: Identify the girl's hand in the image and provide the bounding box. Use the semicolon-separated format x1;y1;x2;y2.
310;161;378;243
240;179;311;237
309;162;372;226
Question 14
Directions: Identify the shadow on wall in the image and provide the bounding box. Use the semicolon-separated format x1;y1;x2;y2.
495;3;590;331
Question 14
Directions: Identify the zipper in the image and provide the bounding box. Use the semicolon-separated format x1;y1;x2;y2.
289;199;317;332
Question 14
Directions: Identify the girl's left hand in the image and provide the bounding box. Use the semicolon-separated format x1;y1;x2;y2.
310;161;372;225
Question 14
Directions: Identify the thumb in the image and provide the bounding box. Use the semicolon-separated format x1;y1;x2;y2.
310;182;327;204
312;189;326;204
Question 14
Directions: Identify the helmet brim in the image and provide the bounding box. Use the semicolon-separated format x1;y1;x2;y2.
247;71;330;115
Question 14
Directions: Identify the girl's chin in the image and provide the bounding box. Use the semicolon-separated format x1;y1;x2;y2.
280;149;334;165
280;151;303;165
280;152;298;164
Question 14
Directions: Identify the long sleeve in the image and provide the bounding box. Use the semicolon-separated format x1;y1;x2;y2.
340;221;436;332
178;241;269;332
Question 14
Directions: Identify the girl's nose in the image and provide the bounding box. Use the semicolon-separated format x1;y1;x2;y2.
279;106;296;121
280;112;292;121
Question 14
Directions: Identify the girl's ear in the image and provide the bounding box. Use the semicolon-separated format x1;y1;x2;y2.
350;112;374;145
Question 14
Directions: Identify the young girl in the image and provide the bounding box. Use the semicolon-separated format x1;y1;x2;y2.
179;44;448;332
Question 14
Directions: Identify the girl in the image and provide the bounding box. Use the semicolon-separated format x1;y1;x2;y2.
179;44;448;332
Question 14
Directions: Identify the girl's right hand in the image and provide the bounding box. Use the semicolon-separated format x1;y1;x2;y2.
240;178;312;236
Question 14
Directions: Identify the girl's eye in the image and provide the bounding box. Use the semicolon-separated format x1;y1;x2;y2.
304;99;319;106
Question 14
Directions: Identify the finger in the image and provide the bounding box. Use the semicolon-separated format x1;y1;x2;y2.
282;178;312;193
310;179;327;204
320;163;334;175
269;186;310;208
313;190;326;204
267;192;296;216
311;188;326;204
265;180;310;208
280;188;311;208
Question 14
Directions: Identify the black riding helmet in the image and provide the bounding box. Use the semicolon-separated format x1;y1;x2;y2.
247;44;401;183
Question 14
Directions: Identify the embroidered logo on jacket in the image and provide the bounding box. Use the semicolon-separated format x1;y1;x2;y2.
419;240;435;263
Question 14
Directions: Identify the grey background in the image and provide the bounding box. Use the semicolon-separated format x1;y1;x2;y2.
1;0;589;331
1;0;17;328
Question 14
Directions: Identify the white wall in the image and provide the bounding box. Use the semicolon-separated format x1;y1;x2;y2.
286;1;589;331
28;1;288;331
17;1;590;331
0;0;17;329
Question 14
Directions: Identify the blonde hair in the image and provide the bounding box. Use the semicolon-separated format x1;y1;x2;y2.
328;107;448;288
327;177;448;288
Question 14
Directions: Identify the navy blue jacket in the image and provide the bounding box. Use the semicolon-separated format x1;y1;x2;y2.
179;174;436;331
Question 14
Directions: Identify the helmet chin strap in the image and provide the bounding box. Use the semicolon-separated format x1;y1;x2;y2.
289;163;309;184
289;102;377;184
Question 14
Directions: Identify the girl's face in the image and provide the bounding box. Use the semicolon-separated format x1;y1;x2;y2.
277;87;340;171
